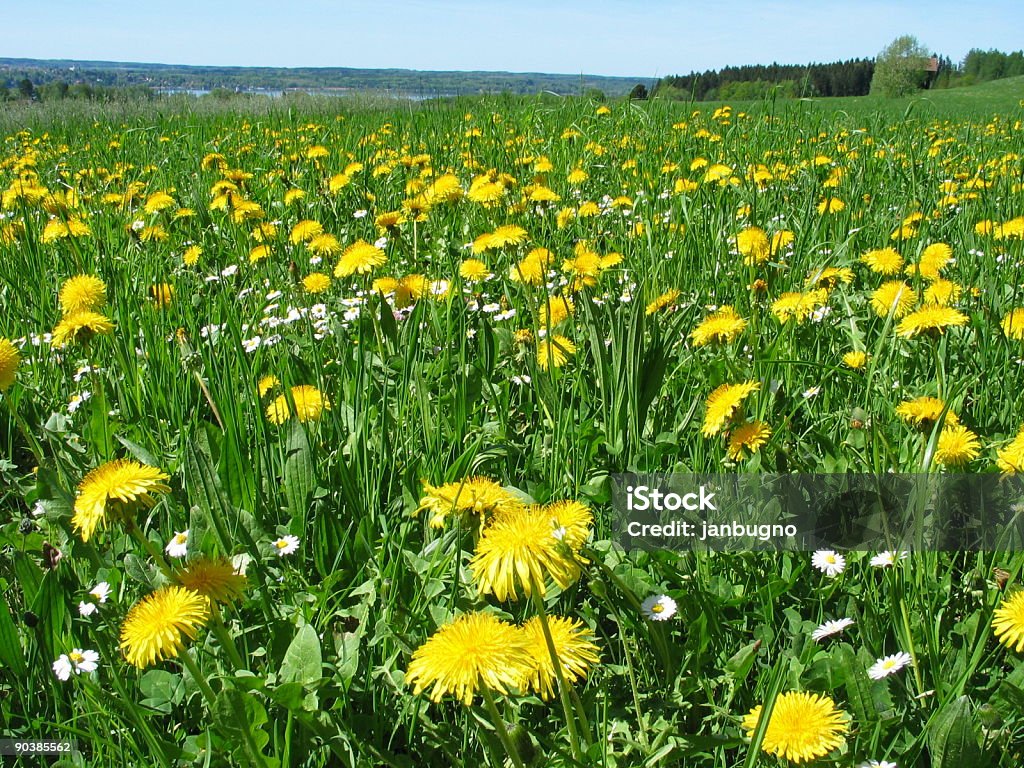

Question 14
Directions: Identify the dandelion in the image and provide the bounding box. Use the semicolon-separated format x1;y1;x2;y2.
996;425;1024;473
641;594;677;621
470;505;582;601
265;385;330;424
727;421;772;460
53;649;99;680
272;535;300;556
867;652;913;680
934;424;981;467
896;306;968;338
0;338;20;391
59;274;107;314
861;247;904;275
335;239;386;277
895;396;958;429
519;615;600;700
771;289;829;324
843;351;868;370
812;618;855;642
742;691;849;763
120;586;210;668
72;459;171;542
416;476;523;528
52;310;115;348
689;306;747;346
992;591;1024;652
1001;309;1024;340
870;281;915;318
459;258;489;281
645;289;680;315
702;381;760;437
811;550;845;577
165;530;190;558
175;555;247;605
302;272;331;294
537;335;576;371
405;612;533;705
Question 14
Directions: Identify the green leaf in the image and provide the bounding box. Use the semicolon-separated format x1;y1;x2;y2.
929;695;983;768
283;420;315;521
279;623;323;688
838;644;894;725
724;640;760;680
0;579;26;676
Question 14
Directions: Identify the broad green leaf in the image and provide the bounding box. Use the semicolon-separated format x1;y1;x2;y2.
279;623;323;688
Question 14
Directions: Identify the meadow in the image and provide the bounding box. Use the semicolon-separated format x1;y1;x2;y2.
2;88;1024;767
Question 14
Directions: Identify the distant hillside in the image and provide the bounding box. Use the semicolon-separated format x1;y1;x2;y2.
0;57;653;97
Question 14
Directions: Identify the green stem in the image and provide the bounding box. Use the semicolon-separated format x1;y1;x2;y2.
480;685;527;768
528;575;588;758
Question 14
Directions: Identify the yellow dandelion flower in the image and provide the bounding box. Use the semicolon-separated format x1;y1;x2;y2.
257;375;280;397
870;281;915;318
816;197;845;214
52;311;114;348
805;267;853;291
736;227;770;265
742;691;849;764
895;396;959;429
120;586;210;669
510;248;553;285
405;612;533;705
0;338;21;392
537;335;576;370
1001;309;1024;340
843;351;868;370
307;233;341;257
290;219;323;245
519;616;600;700
59;274;107;314
266;385;330;425
335;240;386;277
540;499;593;551
861;247;904;275
923;279;961;306
182;245;202;266
72;459;171;542
996;425;1024;474
302;272;332;294
174;556;247;606
771;289;828;324
144;192;176;214
149;283;174;308
703;382;760;437
459;258;489;282
470;506;582;601
896;306;969;338
993;591;1024;652
416;476;523;529
934;424;981;467
690;306;747;346
645;289;680;316
538;296;575;328
249;245;272;264
727;421;772;461
283;188;306;206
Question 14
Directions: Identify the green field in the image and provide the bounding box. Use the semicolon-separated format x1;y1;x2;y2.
2;86;1024;767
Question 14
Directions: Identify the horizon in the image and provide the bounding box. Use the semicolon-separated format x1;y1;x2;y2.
1;1;1022;80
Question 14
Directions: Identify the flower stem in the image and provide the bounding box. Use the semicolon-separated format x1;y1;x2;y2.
480;685;526;768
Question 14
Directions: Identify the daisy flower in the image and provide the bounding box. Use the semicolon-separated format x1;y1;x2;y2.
90;582;111;603
165;530;190;558
641;594;677;621
811;550;846;577
273;535;300;556
870;551;908;568
812;618;855;642
859;761;898;768
868;652;913;680
53;649;99;680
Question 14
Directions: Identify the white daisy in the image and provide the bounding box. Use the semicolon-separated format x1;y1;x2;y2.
868;652;913;680
89;582;111;603
78;601;97;617
165;530;190;558
812;617;855;642
811;549;846;577
273;535;300;556
641;594;677;621
870;551;908;568
859;761;898;768
53;649;99;681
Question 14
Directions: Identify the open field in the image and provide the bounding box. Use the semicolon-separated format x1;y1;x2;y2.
2;90;1024;766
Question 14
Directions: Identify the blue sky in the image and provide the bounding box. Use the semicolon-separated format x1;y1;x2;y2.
2;1;1022;78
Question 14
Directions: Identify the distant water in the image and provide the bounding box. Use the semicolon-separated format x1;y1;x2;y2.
154;87;451;101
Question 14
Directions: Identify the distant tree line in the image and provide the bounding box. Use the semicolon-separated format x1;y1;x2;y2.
655;47;1024;101
654;59;876;101
0;77;154;102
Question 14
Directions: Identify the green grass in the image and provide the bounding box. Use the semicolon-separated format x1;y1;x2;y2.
1;92;1023;767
